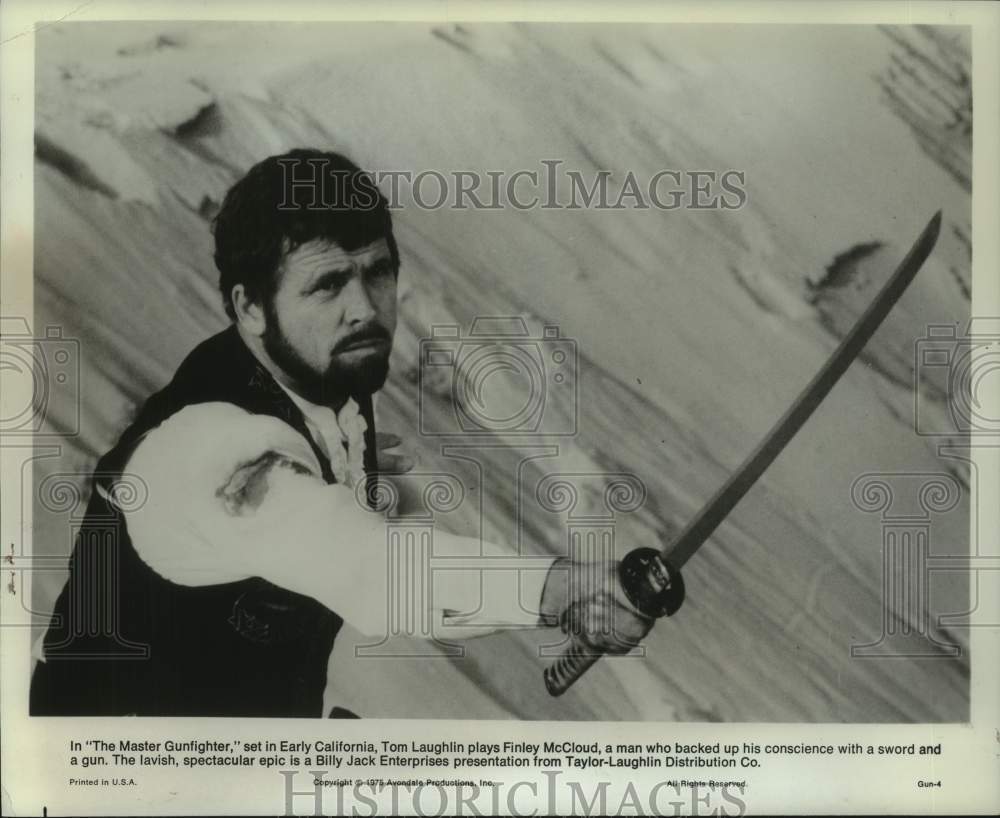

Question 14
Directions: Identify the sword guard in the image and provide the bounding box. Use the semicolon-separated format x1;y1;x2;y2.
618;547;685;619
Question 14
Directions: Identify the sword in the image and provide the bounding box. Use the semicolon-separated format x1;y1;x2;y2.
544;210;943;696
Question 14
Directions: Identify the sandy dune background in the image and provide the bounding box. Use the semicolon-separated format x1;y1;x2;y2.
29;22;972;721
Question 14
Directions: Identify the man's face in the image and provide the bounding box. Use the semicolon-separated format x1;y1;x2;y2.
261;237;398;405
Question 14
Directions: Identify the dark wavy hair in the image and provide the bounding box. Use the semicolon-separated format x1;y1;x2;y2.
212;149;399;320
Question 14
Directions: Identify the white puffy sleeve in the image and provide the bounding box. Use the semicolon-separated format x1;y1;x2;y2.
122;402;553;638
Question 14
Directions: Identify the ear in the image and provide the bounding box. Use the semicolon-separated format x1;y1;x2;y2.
231;284;267;337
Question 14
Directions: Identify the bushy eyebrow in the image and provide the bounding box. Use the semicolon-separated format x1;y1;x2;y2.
302;256;394;294
304;268;352;294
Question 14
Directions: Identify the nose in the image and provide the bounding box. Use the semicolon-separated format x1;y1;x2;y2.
342;275;377;326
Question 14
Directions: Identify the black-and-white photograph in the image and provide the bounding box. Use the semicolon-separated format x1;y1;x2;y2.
18;18;977;730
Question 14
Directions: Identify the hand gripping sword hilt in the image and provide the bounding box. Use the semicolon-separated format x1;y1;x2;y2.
543;547;684;697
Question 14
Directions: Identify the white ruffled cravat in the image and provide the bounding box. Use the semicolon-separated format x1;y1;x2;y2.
278;387;368;487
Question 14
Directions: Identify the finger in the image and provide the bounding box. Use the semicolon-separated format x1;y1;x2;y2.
594;613;644;653
582;601;649;653
561;593;618;638
375;432;403;451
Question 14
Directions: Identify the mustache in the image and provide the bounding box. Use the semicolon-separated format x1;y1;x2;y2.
333;325;392;352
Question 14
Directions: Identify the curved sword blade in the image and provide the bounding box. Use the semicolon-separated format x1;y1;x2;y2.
668;210;942;568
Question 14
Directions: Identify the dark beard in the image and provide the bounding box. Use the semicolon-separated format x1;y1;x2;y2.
262;300;390;406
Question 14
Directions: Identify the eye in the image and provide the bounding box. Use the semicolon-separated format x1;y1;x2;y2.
366;263;394;282
308;272;348;295
311;282;339;297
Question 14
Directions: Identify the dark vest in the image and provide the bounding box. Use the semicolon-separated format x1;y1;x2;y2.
30;326;377;717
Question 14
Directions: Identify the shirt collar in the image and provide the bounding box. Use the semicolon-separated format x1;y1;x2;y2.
282;382;359;438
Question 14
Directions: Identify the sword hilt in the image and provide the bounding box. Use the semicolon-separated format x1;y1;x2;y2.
544;547;685;696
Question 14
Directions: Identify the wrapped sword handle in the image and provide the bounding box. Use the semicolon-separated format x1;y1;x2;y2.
544;547;685;697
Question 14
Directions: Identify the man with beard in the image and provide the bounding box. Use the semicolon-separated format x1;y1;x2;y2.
30;149;653;717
